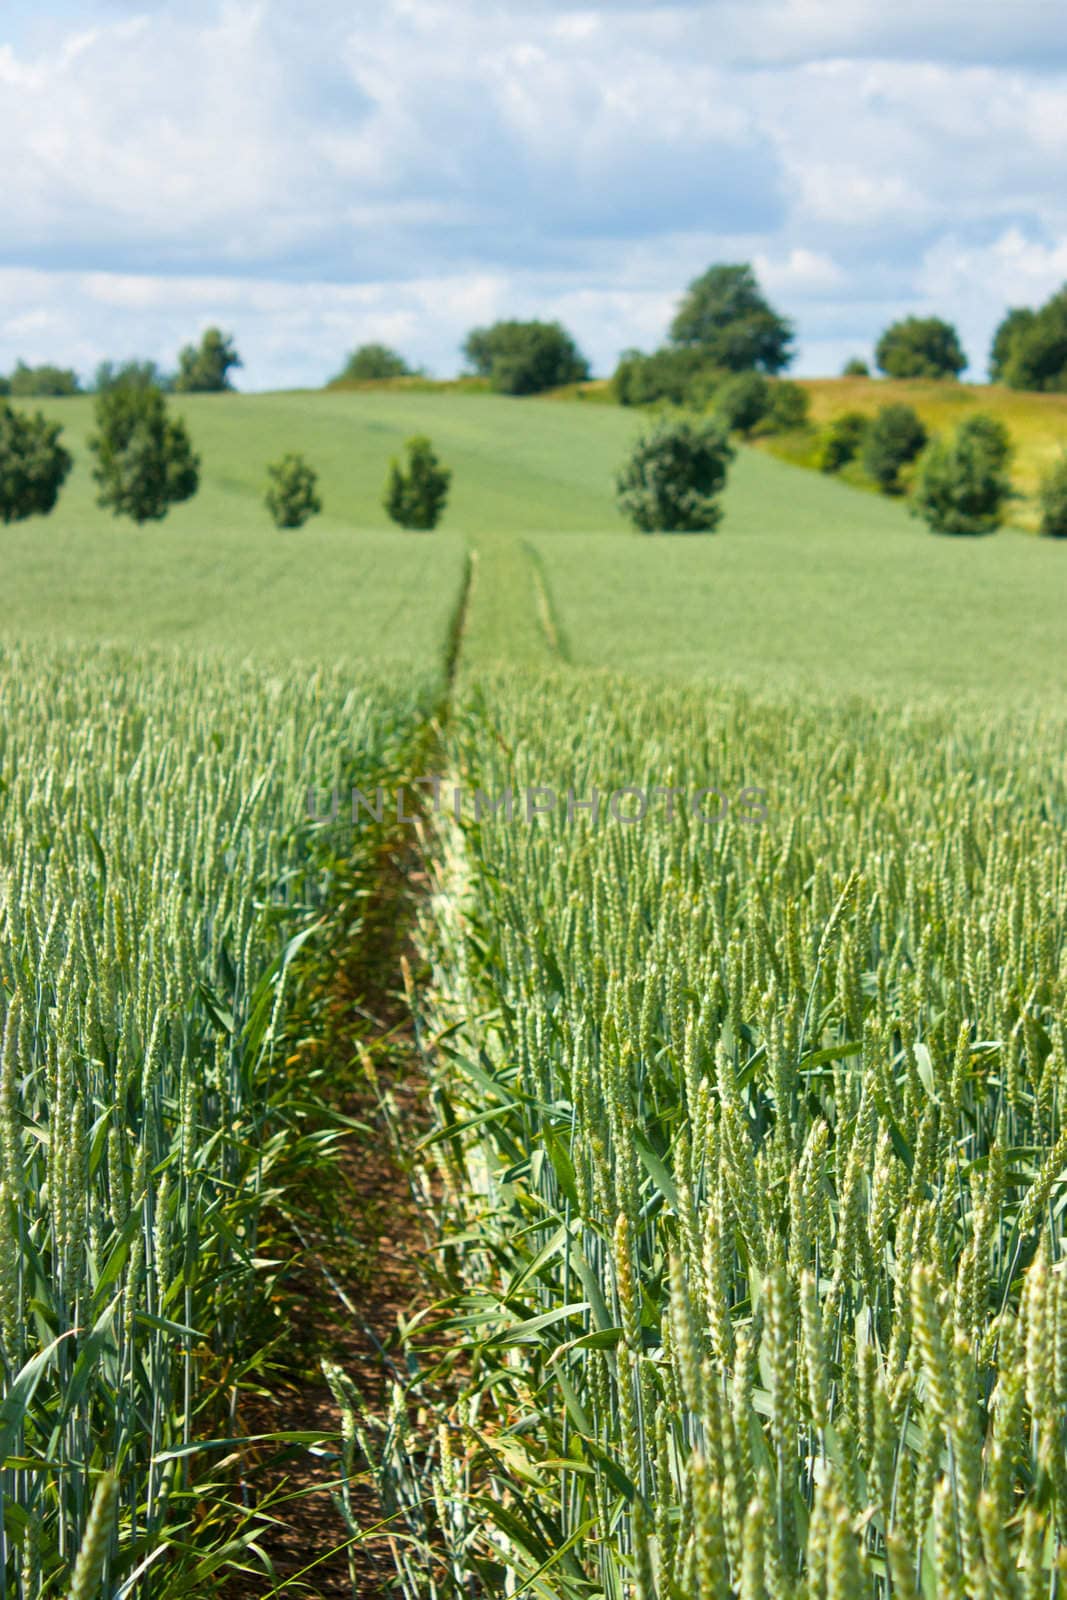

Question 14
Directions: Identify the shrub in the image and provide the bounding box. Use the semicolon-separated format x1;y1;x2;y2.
0;401;73;522
174;328;241;393
912;427;1012;534
818;411;869;473
265;453;322;529
615;414;735;532
334;344;412;383
862;403;928;493
462;321;589;395
1038;454;1067;537
383;435;451;529
94;360;170;394
715;372;772;436
767;379;810;431
88;385;200;523
842;357;870;377
8;360;81;397
875;316;968;379
955;412;1012;472
613;347;718;408
668;262;794;374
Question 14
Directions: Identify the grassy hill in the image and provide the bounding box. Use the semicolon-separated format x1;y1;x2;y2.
758;375;1067;531
8;388;1066;707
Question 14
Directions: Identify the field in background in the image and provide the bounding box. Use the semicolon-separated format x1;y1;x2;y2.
14;394;471;669
14;390;1066;706
529;448;1066;703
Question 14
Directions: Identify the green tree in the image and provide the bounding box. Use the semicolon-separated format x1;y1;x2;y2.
842;357;870;377
8;360;81;397
94;359;170;393
615;414;736;532
862;403;928;493
874;317;967;379
818;411;869;473
955;413;1012;473
715;371;772;436
265;453;322;529
767;379;810;432
994;287;1067;391
334;343;413;383
173;328;241;393
89;385;200;523
383;435;451;529
668;263;794;375
462;321;589;395
989;308;1036;382
612;347;719;407
912;426;1012;535
0;401;73;522
1037;453;1067;537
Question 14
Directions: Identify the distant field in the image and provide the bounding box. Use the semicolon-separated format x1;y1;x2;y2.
9;390;1066;706
12;393;472;671
759;375;1067;530
528;447;1067;705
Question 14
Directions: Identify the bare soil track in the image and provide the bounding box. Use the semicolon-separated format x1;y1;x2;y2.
221;831;440;1600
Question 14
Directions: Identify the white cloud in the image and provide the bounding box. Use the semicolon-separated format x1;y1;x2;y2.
1;1;1066;384
754;248;845;296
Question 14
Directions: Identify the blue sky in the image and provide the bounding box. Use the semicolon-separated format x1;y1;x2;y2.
2;0;1066;389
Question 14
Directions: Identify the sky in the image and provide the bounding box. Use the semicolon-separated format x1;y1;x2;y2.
1;0;1066;390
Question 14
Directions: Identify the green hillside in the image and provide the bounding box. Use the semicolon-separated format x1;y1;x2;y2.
8;389;1066;707
758;374;1067;531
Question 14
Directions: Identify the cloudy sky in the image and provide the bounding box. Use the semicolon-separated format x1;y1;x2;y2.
2;0;1066;389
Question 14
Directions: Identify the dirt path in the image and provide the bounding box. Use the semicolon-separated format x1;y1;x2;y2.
222;839;442;1599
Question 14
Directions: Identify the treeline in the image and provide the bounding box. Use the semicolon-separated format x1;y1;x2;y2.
331;269;1067;401
0;328;242;398
8;275;1067;403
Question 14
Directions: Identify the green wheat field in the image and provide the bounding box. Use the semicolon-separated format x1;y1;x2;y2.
2;389;1067;1598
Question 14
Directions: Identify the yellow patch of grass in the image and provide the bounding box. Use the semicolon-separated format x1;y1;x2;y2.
776;377;1067;530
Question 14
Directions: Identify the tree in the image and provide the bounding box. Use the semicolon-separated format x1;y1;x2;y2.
989;308;1036;382
992;286;1067;391
842;357;870;377
334;344;413;383
955;413;1012;473
462;320;589;395
615;415;736;532
862;403;928;493
1038;454;1067;537
668;263;794;375
0;401;73;522
94;359;169;393
912;426;1012;535
715;372;772;437
383;436;451;529
173;328;241;393
874;317;967;380
818;411;869;473
767;380;810;432
613;347;718;408
89;385;200;523
265;453;322;529
8;360;81;397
